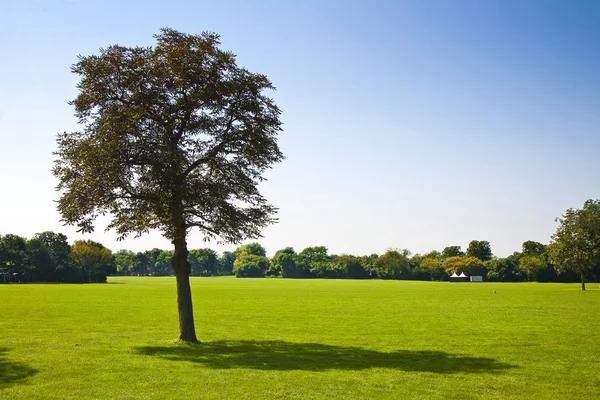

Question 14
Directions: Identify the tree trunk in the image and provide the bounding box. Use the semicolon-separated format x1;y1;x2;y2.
172;236;198;343
581;273;586;291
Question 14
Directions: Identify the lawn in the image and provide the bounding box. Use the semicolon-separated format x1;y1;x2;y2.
1;277;599;399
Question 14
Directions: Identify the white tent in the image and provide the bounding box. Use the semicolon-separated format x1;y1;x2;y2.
458;272;467;278
450;272;459;278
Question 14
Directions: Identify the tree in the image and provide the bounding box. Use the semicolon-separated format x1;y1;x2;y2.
271;247;307;278
53;29;283;342
296;246;335;278
486;255;525;282
218;251;236;276
70;240;116;283
25;238;52;281
233;243;267;258
442;256;464;275
420;256;444;280
519;255;545;281
34;232;71;281
0;234;28;276
188;248;219;276
268;247;295;277
335;254;369;279
372;249;411;279
442;245;464;259
466;240;493;261
547;199;600;290
114;250;135;275
233;252;269;277
154;250;173;276
521;241;546;257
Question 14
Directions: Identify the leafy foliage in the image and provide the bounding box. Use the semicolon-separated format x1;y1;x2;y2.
233;252;269;277
53;29;284;246
189;248;219;276
466;240;493;261
548;199;600;289
70;240;116;283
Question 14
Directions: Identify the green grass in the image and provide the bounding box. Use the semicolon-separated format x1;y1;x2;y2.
1;277;599;399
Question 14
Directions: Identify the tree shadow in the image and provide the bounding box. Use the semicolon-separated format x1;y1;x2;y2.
136;340;516;374
0;349;38;390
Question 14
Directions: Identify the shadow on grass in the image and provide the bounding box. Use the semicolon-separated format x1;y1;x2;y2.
0;349;38;390
136;340;516;374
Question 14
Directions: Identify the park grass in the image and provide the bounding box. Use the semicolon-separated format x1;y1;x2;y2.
1;277;599;399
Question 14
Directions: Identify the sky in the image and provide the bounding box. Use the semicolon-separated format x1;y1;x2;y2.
1;0;599;257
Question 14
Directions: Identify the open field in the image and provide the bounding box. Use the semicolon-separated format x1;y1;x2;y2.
1;277;599;399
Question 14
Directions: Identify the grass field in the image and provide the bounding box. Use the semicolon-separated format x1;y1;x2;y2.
1;277;599;399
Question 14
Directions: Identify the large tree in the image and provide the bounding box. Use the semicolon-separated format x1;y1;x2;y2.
53;29;283;342
466;240;493;261
548;199;600;290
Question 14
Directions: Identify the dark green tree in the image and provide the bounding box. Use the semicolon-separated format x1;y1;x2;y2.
53;29;283;342
297;246;335;278
466;240;493;261
267;247;296;277
25;238;52;281
548;199;600;290
189;248;219;276
33;232;72;281
218;251;236;276
335;254;368;279
0;234;28;276
114;250;135;275
442;245;464;259
154;250;173;276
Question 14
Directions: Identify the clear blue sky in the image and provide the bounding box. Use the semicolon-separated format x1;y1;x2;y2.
1;0;599;257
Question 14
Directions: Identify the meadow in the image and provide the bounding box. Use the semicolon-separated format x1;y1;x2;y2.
1;277;599;399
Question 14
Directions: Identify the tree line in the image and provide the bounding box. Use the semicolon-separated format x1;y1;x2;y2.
3;233;599;284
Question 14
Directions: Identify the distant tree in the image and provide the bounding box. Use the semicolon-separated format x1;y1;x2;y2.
70;240;116;283
420;256;444;280
548;199;600;290
268;247;295;277
153;250;173;276
442;256;464;275
233;243;267;258
296;246;335;278
233;252;269;277
272;248;308;278
372;249;411;279
519;255;545;281
0;234;28;275
114;250;135;275
521;241;546;257
442;245;464;259
25;238;52;281
53;29;283;342
34;232;71;281
188;248;219;276
132;252;149;276
359;254;378;277
486;255;525;282
442;255;486;276
466;240;493;261
144;248;162;275
335;254;369;279
218;251;236;276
